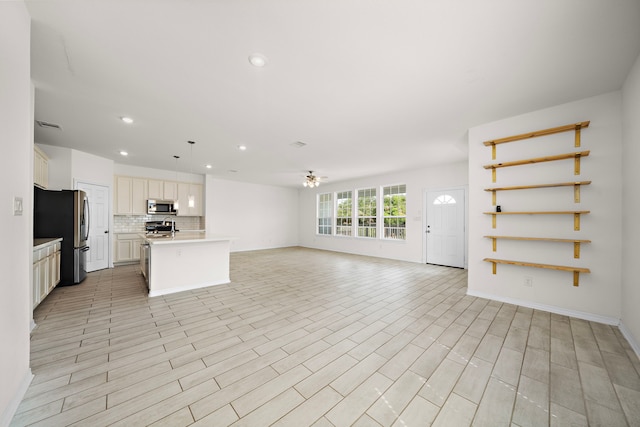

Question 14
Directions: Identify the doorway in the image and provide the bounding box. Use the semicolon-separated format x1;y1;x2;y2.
425;188;466;268
76;181;110;272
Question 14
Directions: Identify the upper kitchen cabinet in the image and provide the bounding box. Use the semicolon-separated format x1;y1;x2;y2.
114;176;147;214
34;145;49;189
148;179;178;201
177;183;203;216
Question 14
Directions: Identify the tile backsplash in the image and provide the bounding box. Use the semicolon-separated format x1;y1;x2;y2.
114;215;204;233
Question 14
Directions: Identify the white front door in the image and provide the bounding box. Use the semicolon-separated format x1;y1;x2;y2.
76;182;110;272
425;188;465;268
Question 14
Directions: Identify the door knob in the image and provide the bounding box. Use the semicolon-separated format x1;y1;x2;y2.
104;230;109;234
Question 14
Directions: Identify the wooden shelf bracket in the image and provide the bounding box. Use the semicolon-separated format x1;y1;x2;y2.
483;211;590;230
483;121;590;159
484;181;591;205
483;151;590;183
484;235;591;258
483;258;590;286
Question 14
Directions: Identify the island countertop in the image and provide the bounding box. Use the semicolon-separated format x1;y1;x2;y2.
139;231;234;245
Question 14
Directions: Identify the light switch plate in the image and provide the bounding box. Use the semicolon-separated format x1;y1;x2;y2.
14;197;23;216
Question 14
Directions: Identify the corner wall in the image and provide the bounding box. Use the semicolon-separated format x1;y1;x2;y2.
0;3;33;425
468;92;623;323
621;52;640;353
205;177;299;252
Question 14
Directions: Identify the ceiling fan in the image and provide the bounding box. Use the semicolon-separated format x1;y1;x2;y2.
302;171;327;188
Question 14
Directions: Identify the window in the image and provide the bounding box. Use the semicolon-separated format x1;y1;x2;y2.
335;191;353;236
317;193;332;235
434;194;456;205
383;184;406;240
357;188;377;238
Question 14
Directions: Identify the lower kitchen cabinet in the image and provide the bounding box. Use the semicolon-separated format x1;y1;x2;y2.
33;239;61;309
114;233;143;264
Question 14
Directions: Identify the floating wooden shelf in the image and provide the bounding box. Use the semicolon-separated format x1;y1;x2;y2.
483;121;590;159
483;151;590;183
483;258;590;286
484;235;591;258
484;181;592;205
483;210;590;230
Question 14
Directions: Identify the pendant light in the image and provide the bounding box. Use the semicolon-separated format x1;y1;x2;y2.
187;141;195;208
173;155;180;210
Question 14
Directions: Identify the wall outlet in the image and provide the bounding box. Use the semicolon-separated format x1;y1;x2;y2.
524;276;533;287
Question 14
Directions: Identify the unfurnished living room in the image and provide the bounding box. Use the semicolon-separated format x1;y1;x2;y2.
3;1;640;426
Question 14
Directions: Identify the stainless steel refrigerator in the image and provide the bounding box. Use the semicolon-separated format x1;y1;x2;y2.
34;188;90;285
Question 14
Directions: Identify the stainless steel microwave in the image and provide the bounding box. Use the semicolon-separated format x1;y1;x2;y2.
147;199;177;215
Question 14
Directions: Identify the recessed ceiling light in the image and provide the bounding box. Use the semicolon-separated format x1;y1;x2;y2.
238;145;247;151
248;54;267;67
120;116;134;124
120;151;128;156
205;164;212;169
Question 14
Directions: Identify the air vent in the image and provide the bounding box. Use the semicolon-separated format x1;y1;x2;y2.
36;120;62;130
291;141;307;148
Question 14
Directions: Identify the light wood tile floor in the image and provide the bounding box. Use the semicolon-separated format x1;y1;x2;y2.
12;247;640;426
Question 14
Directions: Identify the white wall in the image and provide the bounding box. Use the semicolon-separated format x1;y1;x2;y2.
37;144;115;190
205;177;299;252
36;144;71;190
0;3;33;426
71;150;114;188
468;92;623;323
298;162;468;263
621;52;640;353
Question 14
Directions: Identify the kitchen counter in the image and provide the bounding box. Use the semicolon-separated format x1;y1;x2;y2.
34;237;63;250
139;231;231;245
140;232;233;297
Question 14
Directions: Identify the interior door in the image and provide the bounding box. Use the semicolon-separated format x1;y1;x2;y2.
426;188;465;268
76;182;110;272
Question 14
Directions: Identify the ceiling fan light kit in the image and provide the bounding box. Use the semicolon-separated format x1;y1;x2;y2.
303;171;320;188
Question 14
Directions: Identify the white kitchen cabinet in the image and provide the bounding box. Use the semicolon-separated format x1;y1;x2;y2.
33;239;61;309
114;233;143;264
163;181;178;201
147;179;163;199
177;183;203;216
148;180;177;201
114;176;147;214
34;145;49;189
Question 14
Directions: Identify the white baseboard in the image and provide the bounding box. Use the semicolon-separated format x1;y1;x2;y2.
466;289;620;325
619;321;640;360
0;369;33;427
148;278;230;298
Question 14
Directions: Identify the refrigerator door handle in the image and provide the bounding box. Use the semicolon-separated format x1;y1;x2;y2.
84;196;90;242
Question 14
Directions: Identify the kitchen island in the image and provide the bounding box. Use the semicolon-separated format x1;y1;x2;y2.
140;232;233;297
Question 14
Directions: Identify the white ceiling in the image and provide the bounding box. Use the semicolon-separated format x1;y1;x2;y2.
26;0;640;188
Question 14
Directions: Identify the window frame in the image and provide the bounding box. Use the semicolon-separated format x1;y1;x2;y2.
356;187;377;238
382;184;407;240
316;192;333;235
335;190;353;237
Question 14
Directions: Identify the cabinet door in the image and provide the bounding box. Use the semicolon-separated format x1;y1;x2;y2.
190;184;203;216
34;149;49;189
115;176;132;214
177;183;203;216
131;178;147;214
163;181;177;201
38;257;49;302
52;249;61;286
148;179;163;199
33;260;41;308
116;240;134;262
